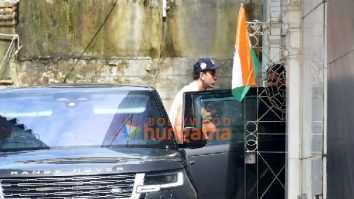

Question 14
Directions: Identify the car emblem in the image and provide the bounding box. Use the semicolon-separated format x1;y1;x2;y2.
111;188;123;194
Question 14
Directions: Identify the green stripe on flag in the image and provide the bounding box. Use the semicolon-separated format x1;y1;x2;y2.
232;48;259;101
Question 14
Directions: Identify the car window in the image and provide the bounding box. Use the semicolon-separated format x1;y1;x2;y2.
200;96;244;146
0;88;172;151
183;91;252;146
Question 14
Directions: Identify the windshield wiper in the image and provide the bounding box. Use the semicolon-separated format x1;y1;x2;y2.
0;146;50;152
105;113;133;147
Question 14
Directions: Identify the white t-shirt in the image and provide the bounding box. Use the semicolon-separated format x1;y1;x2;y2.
169;81;199;128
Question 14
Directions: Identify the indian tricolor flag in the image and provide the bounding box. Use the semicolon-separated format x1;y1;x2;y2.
232;4;259;101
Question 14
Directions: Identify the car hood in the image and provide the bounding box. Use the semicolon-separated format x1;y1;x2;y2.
0;147;184;177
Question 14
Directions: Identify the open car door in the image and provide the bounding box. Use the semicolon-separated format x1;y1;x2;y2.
182;88;285;199
182;89;246;199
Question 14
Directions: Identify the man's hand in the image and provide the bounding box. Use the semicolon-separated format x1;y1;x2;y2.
201;107;216;138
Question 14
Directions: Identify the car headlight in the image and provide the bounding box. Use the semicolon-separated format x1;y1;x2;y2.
136;171;184;193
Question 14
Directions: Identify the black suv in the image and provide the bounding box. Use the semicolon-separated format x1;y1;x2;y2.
0;85;197;199
0;85;285;199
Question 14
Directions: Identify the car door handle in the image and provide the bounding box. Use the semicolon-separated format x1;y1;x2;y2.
189;160;195;165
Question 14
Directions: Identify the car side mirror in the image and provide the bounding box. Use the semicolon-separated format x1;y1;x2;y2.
178;127;206;148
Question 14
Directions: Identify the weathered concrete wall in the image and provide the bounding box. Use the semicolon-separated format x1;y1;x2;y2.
162;0;259;58
11;0;262;109
17;0;162;58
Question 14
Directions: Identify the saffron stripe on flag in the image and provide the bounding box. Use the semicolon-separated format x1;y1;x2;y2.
232;4;258;101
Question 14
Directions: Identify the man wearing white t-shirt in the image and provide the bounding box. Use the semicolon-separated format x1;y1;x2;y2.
169;58;221;143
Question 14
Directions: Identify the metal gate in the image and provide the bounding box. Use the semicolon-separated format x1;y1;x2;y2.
244;64;286;199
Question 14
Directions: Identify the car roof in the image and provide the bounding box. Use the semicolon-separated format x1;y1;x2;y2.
0;84;155;94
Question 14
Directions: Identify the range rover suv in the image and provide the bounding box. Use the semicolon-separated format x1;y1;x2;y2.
0;85;197;199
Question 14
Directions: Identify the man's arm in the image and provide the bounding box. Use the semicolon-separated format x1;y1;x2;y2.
201;107;216;138
174;105;216;144
173;105;183;144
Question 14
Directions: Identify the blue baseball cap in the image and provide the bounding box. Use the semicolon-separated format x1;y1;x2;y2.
193;58;221;74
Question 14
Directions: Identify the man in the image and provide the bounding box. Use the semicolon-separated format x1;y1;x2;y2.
169;58;221;143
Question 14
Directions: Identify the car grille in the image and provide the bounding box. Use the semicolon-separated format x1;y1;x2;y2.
1;173;135;198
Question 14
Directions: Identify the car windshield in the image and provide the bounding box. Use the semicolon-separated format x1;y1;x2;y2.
0;87;173;151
